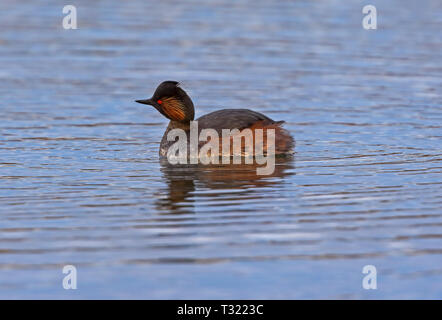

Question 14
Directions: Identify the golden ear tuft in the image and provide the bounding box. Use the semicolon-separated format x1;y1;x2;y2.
161;97;186;121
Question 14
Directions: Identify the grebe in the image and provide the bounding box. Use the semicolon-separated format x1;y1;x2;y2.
136;81;294;158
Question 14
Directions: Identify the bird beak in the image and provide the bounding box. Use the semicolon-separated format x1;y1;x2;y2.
135;98;153;105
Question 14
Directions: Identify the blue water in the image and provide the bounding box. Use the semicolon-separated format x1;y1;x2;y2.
0;0;441;299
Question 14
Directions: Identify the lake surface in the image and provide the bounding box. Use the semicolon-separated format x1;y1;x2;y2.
0;0;441;299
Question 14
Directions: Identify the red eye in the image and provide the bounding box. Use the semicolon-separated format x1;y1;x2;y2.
157;99;162;104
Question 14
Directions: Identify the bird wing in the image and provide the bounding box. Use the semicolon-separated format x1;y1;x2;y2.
196;109;280;134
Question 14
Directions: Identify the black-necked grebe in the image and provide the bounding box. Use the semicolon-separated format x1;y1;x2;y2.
135;81;294;157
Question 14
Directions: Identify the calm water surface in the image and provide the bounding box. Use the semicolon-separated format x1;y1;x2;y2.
0;0;441;298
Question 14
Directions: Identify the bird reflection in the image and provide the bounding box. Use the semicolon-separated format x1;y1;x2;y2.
155;157;295;214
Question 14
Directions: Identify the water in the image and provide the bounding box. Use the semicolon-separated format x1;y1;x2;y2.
0;0;441;299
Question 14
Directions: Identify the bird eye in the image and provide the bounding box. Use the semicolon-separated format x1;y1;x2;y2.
157;99;162;104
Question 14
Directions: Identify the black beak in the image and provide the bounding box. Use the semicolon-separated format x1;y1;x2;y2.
135;99;153;105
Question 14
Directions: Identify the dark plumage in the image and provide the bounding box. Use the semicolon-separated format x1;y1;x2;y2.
197;109;275;133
